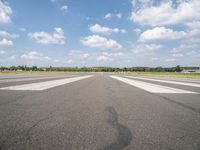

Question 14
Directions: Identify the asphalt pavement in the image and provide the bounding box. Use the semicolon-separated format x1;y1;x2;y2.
0;73;200;150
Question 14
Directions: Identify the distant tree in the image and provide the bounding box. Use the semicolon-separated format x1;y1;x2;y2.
32;66;37;71
175;65;182;72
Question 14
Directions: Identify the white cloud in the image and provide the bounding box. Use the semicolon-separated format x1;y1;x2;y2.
9;55;16;60
165;58;176;62
180;43;199;50
140;27;186;41
0;50;16;61
172;53;184;57
67;59;73;64
81;35;122;49
132;43;162;54
151;57;159;61
121;29;127;33
130;0;200;26
102;52;124;57
83;53;89;58
171;48;181;53
186;50;200;57
170;44;199;59
170;48;183;58
0;38;13;46
0;31;19;39
65;50;90;65
28;27;65;45
53;59;59;63
19;27;26;32
0;50;6;54
21;51;51;61
104;13;112;19
89;24;126;35
189;29;200;37
185;21;200;42
97;55;113;62
50;0;58;3
133;28;141;34
60;5;68;13
65;50;125;66
51;0;68;13
67;50;90;59
174;31;200;55
104;12;123;19
186;21;200;29
0;31;18;46
116;13;122;19
186;50;197;56
0;1;12;24
97;52;124;62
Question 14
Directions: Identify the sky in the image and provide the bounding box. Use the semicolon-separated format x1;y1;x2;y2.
0;0;200;67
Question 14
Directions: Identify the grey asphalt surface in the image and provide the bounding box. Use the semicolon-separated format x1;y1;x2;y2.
0;74;200;150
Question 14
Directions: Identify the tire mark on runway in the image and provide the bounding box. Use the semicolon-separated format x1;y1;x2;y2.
100;106;132;150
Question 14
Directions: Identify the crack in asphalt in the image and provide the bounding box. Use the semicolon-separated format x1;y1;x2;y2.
100;106;132;150
25;110;55;140
26;116;51;136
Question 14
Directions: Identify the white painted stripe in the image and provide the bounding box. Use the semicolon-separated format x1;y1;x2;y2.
110;76;198;94
0;75;78;83
124;76;200;87
0;75;93;91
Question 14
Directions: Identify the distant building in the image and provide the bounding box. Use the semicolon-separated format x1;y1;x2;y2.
40;67;47;71
182;67;200;73
91;66;111;69
17;69;23;71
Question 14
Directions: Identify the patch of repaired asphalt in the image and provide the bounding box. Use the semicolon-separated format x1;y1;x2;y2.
100;106;132;150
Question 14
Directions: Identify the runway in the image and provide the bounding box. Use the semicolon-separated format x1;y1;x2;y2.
0;73;200;150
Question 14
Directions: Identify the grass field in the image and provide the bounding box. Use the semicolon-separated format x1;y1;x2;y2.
0;71;80;75
126;72;200;79
1;71;200;79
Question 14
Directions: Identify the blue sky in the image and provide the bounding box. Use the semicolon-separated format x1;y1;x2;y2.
0;0;200;67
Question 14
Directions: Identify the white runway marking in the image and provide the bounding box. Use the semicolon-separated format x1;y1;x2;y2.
125;76;200;87
110;76;198;94
0;75;78;83
0;75;93;91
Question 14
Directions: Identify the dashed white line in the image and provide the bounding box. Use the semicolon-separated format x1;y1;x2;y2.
110;76;198;94
0;75;93;91
125;76;200;87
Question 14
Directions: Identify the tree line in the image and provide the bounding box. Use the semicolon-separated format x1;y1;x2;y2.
0;65;183;72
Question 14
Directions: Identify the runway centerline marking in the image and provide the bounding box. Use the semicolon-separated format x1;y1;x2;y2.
125;76;200;87
0;75;93;91
110;76;198;94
